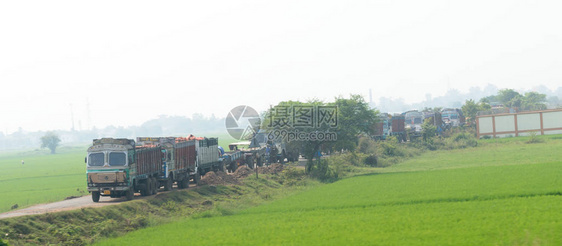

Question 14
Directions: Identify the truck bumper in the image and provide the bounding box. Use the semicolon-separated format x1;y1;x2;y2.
87;186;129;192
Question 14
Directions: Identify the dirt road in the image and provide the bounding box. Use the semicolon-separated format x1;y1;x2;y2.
0;195;130;220
0;163;290;220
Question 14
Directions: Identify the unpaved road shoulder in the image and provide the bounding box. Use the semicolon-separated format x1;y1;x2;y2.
0;195;127;220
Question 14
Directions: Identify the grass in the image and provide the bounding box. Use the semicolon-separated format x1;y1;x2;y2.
0;146;87;213
96;135;562;245
0;174;317;245
378;134;562;173
100;196;562;245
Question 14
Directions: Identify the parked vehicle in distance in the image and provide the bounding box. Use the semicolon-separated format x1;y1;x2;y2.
390;114;407;142
441;108;465;127
228;141;267;169
373;113;391;140
423;111;446;135
404;110;423;140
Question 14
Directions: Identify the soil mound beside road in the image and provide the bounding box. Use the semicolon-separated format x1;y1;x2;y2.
200;171;239;185
233;166;253;179
257;163;284;174
200;164;285;185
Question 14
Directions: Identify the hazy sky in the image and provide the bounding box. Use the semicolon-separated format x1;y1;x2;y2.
1;0;561;134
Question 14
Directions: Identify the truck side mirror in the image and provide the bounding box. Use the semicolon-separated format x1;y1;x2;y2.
84;157;87;164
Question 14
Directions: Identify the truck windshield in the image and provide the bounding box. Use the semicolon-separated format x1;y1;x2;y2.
109;152;127;166
88;153;105;167
414;118;422;124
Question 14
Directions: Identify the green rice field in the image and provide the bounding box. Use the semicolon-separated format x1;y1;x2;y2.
0;146;87;213
97;137;562;245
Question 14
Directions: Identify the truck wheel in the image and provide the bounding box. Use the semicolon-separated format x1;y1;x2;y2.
140;180;149;196
229;162;237;173
146;178;153;195
219;161;226;172
164;178;172;191
246;156;254;169
125;189;134;200
140;185;148;196
151;178;159;195
194;172;201;186
177;178;185;189
178;179;185;189
92;191;100;203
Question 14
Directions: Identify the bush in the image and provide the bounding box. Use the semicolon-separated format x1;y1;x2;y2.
273;164;306;186
440;132;478;149
379;141;403;157
309;159;338;182
0;237;8;246
363;154;378;167
526;131;544;144
357;136;378;155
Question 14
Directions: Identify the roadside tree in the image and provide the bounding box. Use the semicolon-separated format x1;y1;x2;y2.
264;95;378;174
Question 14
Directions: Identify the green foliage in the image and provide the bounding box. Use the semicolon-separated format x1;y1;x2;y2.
271;164;306;186
40;131;61;154
380;141;402;156
329;94;378;152
525;131;544;144
308;159;338;182
479;89;546;111
363;154;377;167
462;99;490;123
421;118;436;143
461;99;479;119
357;136;376;154
497;88;522;108
430;131;478;150
521;91;547;110
0;238;7;246
264;95;378;174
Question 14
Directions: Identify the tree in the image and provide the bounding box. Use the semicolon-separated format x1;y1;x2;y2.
494;89;546;111
462;99;491;125
263;99;326;173
421;118;436;143
41;132;61;154
461;99;479;122
328;94;378;152
497;89;521;107
263;95;378;174
521;92;547;110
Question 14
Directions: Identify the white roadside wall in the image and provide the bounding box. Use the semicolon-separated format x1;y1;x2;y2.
477;109;562;138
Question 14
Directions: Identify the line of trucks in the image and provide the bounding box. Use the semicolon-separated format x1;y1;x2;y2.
86;109;463;202
86;136;267;202
372;108;465;141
